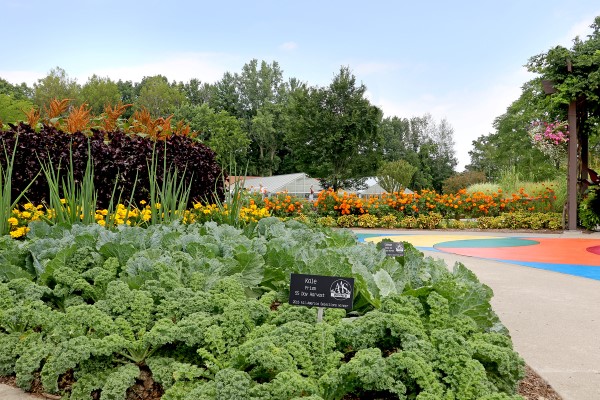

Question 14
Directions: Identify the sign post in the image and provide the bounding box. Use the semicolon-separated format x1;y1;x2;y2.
289;273;354;322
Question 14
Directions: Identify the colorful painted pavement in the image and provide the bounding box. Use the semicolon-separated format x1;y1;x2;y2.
357;233;600;281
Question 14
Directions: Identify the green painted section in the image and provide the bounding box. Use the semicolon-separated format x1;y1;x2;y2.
435;238;539;248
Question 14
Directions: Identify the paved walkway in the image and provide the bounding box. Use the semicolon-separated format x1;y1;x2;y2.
2;229;600;399
357;229;600;400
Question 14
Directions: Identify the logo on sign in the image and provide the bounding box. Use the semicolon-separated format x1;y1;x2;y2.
330;279;352;300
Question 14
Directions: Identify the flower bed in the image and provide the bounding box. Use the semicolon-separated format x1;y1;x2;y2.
6;185;564;239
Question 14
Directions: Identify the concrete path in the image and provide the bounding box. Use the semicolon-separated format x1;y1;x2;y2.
2;229;600;399
0;384;40;400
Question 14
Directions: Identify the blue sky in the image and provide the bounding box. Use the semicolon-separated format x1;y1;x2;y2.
2;0;599;169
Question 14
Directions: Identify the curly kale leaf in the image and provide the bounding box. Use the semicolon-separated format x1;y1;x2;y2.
470;332;525;394
100;363;140;400
14;332;52;390
319;348;402;400
146;356;209;390
95;280;154;333
214;368;251;399
335;309;427;353
249;370;320;399
232;320;340;382
0;332;20;375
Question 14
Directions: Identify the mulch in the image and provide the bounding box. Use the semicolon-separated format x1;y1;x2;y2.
1;363;562;399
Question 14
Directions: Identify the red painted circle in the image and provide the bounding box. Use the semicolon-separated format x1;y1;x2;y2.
586;245;600;255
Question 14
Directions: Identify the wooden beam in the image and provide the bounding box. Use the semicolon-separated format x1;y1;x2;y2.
567;100;578;230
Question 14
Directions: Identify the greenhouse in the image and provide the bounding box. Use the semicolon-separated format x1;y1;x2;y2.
243;173;323;199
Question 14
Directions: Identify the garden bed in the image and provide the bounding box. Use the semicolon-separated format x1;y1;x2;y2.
0;219;529;399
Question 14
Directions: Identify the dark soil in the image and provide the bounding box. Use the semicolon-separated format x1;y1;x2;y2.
0;364;562;399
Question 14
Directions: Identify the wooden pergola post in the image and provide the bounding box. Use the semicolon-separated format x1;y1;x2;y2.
567;100;578;230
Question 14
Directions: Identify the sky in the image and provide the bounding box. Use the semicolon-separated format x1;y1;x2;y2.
1;0;599;170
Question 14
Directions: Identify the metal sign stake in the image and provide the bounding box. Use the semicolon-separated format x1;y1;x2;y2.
317;307;324;323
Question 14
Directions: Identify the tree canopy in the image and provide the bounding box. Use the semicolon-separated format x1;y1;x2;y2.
1;61;461;191
286;67;383;190
470;16;600;181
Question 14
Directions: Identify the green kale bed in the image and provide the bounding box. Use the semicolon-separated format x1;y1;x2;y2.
0;218;525;399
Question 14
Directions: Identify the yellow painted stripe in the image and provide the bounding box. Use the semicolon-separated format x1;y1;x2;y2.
363;235;504;248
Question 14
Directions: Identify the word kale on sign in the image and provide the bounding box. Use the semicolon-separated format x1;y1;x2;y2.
289;273;354;310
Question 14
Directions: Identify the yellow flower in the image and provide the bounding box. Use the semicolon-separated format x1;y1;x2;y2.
9;226;29;239
21;211;32;219
7;217;18;226
140;200;147;205
97;220;106;226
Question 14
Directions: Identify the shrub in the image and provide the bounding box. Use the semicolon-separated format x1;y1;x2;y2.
337;214;357;228
417;212;442;229
443;219;471;230
357;214;378;228
292;213;311;225
316;216;337;227
443;170;487;194
0;123;224;208
467;183;501;195
377;214;398;229
477;216;495;229
579;187;600;230
399;216;418;229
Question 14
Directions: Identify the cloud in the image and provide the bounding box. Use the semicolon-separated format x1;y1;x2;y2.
1;52;242;87
0;70;45;86
75;52;240;84
354;62;401;75
279;41;298;51
559;14;599;46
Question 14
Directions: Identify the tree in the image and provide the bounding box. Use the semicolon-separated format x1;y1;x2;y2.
250;105;280;176
380;116;411;161
286;67;383;190
136;75;184;116
526;16;600;167
116;80;136;118
377;160;418;193
209;71;241;117
0;78;32;100
425;117;458;191
179;78;212;105
210;60;289;175
467;79;561;181
79;75;121;114
173;103;250;167
380;114;457;191
0;94;34;124
442;170;487;194
33;67;80;110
